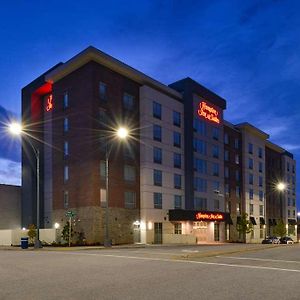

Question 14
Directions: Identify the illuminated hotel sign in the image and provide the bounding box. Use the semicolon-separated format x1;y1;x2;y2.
197;101;220;124
195;212;224;221
45;94;53;112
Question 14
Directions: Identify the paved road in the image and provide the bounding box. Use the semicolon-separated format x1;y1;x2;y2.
1;244;299;300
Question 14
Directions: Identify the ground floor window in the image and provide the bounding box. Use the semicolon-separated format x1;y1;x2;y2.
260;225;264;238
214;223;220;241
174;223;182;234
288;225;295;236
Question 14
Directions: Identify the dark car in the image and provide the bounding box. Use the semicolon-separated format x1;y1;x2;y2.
262;236;280;244
280;236;294;244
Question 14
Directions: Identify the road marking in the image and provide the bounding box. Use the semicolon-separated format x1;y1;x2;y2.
182;250;199;253
216;256;300;264
66;252;300;273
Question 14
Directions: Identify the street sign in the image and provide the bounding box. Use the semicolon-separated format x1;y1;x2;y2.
65;211;76;218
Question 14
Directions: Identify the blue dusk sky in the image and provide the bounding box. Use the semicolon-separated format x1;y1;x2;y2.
0;1;299;206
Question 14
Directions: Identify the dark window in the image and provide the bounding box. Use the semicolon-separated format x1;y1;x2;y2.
249;158;253;169
224;133;229;144
248;143;253;154
153;147;162;164
174;174;182;189
212;145;219;158
194;197;207;210
193;158;207;174
154;192;162;209
234;138;239;149
153;125;162;142
99;82;107;101
63;92;69;109
259;162;263;173
224;150;229;161
212;127;219;140
193;118;206;135
174;195;182;209
64;117;69;132
174;153;181;168
123;93;134;110
153;169;162;186
124;191;136;209
153;101;161;119
173;111;181;127
212;163;219;176
63;191;69;209
258;147;263;158
249;174;253;185
173;132;181;148
193;138;206;154
194;177;207;192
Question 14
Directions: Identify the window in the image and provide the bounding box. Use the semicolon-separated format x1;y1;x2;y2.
153;147;162;164
153;169;162;186
123;93;134;110
173;111;181;127
288;198;291;206
174;195;182;209
212;127;219;140
63;92;69;108
193;158;207;174
259;191;264;201
174;223;182;234
63;191;69;208
224;167;229;178
259;162;263;173
124;165;136;182
259;176;263;187
99;82;107;100
212;163;219;176
258;147;263;158
174;174;182;189
99;110;108;126
235;154;239;164
153;125;162;141
236;186;241;198
288;210;290;217
64;166;69;182
194;177;207;192
194;197;207;210
124;191;136;209
249;189;253;200
173;132;181;148
100;160;106;179
214;199;220;210
100;188;107;207
64;141;69;157
225;184;229;195
213;181;220;192
224;133;229;144
248;158;253;169
235;170;240;182
154;192;162;209
234;138;239;149
64;117;69;132
193;118;206;135
124;146;135;159
193;139;206;154
248;143;253;154
212;145;219;158
249;174;253;185
174;153;181;168
259;205;264;216
249;204;254;215
153;101;161;119
224;150;229;161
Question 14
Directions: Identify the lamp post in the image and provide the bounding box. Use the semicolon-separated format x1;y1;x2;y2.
104;127;129;247
9;122;42;248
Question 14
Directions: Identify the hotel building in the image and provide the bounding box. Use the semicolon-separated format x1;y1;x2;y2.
21;46;297;244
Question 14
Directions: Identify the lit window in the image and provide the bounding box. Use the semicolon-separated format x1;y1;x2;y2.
174;223;182;234
154;192;162;209
124;191;136;209
153;101;162;119
100;188;107;208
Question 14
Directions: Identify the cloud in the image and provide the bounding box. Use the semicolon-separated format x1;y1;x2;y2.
0;158;21;186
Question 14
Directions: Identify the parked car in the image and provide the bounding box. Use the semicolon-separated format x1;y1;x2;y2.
280;236;294;244
262;236;280;244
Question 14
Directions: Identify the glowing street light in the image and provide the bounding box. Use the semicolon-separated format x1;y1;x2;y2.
54;223;60;229
276;182;286;191
8;122;42;249
104;126;129;247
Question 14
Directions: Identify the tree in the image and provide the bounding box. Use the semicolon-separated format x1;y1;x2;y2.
27;224;37;244
236;213;253;242
273;219;286;238
61;221;74;245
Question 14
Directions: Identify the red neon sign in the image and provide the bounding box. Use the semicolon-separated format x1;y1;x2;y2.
46;94;53;112
195;212;224;221
197;101;220;124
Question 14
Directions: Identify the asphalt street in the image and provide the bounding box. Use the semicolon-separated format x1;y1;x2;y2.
0;244;299;300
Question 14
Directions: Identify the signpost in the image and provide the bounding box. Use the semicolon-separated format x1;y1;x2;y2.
65;211;76;247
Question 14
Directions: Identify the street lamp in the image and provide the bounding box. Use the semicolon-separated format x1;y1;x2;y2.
104;126;129;247
8;122;42;248
276;182;286;192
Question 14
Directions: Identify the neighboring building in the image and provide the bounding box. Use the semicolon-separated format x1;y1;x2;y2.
21;46;297;244
0;184;21;229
